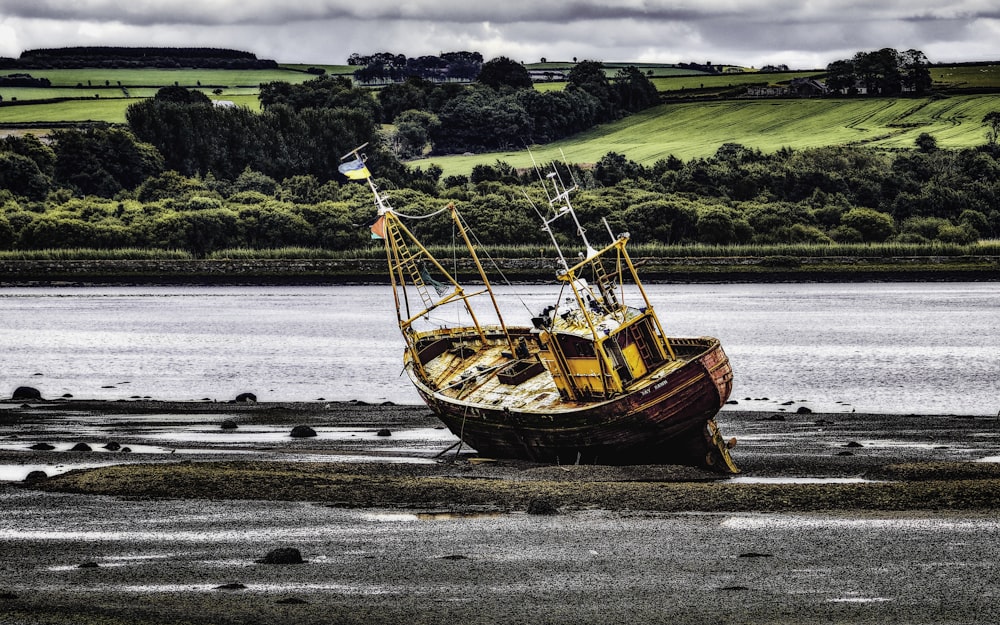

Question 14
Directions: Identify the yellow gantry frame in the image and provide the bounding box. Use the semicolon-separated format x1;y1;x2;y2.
381;205;518;377
548;235;677;399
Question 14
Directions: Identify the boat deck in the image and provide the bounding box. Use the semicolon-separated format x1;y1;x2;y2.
418;336;693;413
422;340;566;410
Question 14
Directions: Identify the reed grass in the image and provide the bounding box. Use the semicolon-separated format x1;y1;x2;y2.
0;248;193;260
3;241;997;263
207;241;1000;261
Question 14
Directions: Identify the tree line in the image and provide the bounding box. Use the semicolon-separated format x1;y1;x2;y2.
824;48;932;95
1;47;278;70
2;133;998;255
348;51;483;84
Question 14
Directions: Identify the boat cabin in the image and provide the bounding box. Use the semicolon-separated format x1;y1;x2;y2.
532;277;673;401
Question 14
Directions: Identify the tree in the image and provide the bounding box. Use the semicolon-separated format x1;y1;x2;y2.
432;87;531;152
51;126;164;196
259;74;378;120
853;48;902;95
613;66;659;113
824;59;856;93
983;111;1000;148
1;133;56;177
378;77;431;122
476;56;532;90
841;207;895;242
236;202;315;248
146;209;238;256
696;205;749;244
567;60;618;121
900;49;932;94
915;132;938;153
621;198;698;244
154;85;211;104
593;152;645;186
0;152;52;200
232;168;278;195
392;110;440;158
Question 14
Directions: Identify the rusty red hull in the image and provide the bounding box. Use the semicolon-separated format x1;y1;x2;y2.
408;337;733;467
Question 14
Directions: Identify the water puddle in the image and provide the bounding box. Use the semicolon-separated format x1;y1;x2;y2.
105;582;397;594
137;426;457;445
1;442;174;454
721;516;1000;531
727;476;876;485
0;462;117;481
366;511;502;522
827;597;894;603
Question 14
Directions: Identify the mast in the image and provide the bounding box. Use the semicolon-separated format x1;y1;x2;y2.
340;144;518;363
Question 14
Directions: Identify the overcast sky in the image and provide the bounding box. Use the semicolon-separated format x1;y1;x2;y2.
1;1;999;69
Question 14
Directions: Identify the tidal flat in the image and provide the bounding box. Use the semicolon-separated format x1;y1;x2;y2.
2;400;1000;624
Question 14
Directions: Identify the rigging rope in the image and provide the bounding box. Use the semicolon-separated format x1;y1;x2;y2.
454;206;537;318
392;205;451;220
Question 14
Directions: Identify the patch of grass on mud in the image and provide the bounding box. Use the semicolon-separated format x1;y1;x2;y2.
32;460;1000;513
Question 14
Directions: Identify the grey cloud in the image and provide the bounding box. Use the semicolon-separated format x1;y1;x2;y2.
1;1;998;67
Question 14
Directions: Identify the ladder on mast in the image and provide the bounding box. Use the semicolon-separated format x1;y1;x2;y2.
386;218;436;312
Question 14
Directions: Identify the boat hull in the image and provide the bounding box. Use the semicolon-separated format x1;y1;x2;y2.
408;336;737;472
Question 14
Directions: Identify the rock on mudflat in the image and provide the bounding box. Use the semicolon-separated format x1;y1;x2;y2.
220;419;238;430
289;425;317;438
376;428;392;437
24;470;47;483
12;386;41;401
256;547;305;564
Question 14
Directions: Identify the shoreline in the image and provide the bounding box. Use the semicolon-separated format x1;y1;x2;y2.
0;256;997;286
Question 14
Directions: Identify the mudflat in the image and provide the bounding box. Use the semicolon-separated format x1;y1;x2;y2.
2;400;1000;624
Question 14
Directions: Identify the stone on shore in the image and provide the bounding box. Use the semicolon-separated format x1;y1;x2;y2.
12;386;41;401
256;547;305;565
24;470;47;483
290;425;317;438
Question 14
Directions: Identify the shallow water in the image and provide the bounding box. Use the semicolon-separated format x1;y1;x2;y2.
0;283;997;415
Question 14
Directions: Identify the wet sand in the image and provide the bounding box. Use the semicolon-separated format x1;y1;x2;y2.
2;400;1000;624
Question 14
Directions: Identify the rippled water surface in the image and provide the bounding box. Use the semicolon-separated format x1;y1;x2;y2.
1;283;997;415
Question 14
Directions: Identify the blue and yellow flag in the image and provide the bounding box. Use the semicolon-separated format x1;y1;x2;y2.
338;157;371;180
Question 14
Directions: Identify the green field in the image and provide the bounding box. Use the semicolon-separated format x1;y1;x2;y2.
0;66;339;118
3;61;1000;171
418;94;1000;175
0;93;261;123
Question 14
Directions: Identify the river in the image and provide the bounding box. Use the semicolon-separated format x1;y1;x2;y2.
0;283;997;416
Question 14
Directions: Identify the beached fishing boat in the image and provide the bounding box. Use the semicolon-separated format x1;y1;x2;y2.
340;146;738;472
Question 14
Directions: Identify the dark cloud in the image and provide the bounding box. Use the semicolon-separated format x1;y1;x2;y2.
1;1;998;67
